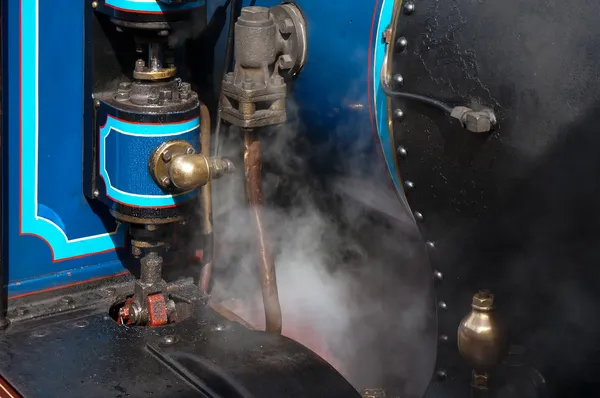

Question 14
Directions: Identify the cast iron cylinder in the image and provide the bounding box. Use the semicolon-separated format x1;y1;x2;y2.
234;7;278;68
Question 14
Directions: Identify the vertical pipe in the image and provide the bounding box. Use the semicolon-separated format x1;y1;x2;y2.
243;129;282;334
199;104;214;294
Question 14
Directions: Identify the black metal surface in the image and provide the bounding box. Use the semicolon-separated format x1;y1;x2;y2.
0;304;360;398
392;0;600;396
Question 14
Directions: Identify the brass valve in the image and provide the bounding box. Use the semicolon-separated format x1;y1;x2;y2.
458;290;508;390
149;139;234;192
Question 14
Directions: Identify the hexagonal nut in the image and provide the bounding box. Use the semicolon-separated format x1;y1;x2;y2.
278;54;294;70
241;80;255;90
240;6;270;23
465;111;492;133
472;372;489;389
361;389;386;398
279;18;294;34
472;291;494;309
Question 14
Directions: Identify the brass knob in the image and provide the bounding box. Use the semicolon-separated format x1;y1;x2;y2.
458;291;508;375
149;140;235;192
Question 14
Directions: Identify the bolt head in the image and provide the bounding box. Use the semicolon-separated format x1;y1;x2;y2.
438;301;447;310
439;334;449;342
404;180;415;189
465;111;492;133
186;147;195;155
93;189;100;198
279;18;294;34
161;176;171;186
434;270;443;281
404;2;415;14
397;146;407;157
135;59;145;72
240;6;270;23
414;211;424;221
278;54;294;70
426;241;436;249
162;150;172;162
91;1;98;8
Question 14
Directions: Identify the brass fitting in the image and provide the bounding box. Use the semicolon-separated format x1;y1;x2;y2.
149;139;234;192
458;290;508;389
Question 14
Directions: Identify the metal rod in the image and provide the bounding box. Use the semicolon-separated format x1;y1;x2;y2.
199;104;214;294
243;129;282;334
148;43;162;71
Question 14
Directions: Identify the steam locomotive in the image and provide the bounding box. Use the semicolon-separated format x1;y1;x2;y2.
0;0;597;396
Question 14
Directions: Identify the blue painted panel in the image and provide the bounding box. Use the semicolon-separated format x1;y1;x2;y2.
105;0;205;13
250;0;402;196
99;114;199;207
3;0;128;293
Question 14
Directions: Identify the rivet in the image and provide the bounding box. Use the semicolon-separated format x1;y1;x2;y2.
162;335;178;345
61;296;74;305
434;270;443;281
392;74;404;86
93;189;100;198
426;241;435;249
438;301;447;310
94;99;100;108
439;334;449;342
414;211;424;221
31;330;49;338
404;180;415;190
393;108;405;120
91;1;98;8
74;320;89;328
103;287;117;296
397;146;407;158
435;369;447;380
403;2;415;14
396;37;408;51
16;307;28;316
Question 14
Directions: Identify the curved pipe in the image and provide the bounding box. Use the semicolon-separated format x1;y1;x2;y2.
244;129;283;334
199;104;214;294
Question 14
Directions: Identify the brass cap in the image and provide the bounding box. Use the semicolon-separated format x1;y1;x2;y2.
472;290;494;310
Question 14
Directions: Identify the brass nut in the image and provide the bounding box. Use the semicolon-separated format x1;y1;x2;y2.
472;291;494;309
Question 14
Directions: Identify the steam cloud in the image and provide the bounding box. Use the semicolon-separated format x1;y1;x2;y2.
206;97;437;397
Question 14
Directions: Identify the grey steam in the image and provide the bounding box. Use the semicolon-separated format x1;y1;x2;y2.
206;97;437;397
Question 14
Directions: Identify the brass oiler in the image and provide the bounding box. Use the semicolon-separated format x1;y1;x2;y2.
458;290;508;390
149;139;234;192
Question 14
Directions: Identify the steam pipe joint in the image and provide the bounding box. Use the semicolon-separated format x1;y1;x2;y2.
220;4;307;129
149;139;235;192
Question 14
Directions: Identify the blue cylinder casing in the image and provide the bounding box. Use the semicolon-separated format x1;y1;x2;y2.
94;99;200;221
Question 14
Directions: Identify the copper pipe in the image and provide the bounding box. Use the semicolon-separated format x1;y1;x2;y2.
243;129;283;334
199;104;214;294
